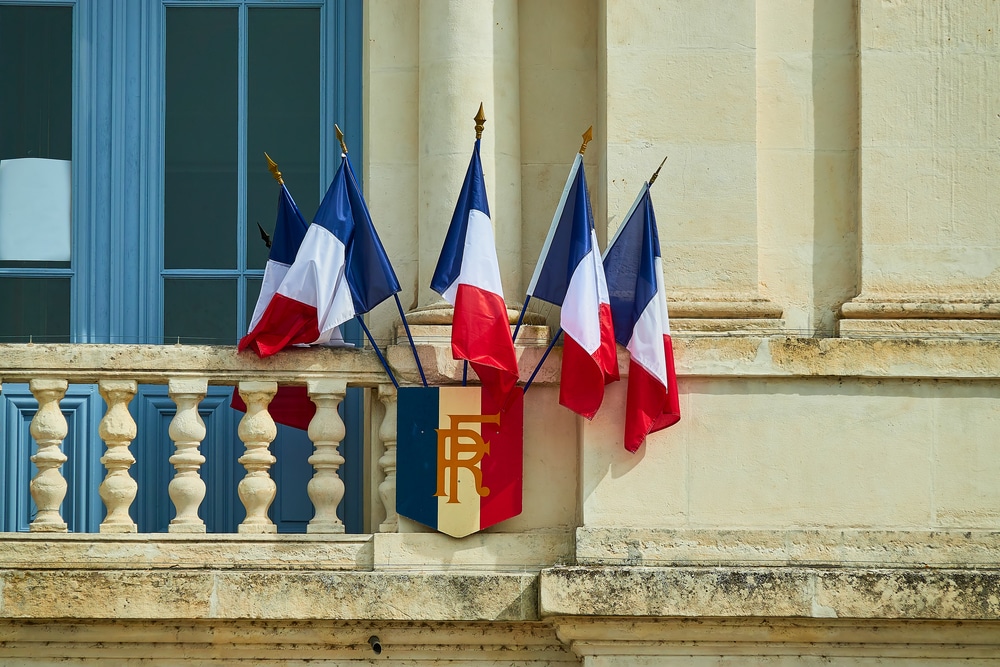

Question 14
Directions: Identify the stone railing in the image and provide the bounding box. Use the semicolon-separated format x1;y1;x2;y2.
0;344;397;535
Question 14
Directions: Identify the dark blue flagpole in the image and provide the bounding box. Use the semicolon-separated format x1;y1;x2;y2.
356;315;398;389
393;293;428;387
523;328;562;395
511;295;532;344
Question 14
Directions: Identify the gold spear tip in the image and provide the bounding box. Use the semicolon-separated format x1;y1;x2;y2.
579;126;594;155
264;152;283;185
474;103;487;140
649;155;668;186
335;124;348;154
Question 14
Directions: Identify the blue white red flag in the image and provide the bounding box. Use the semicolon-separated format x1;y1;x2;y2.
603;183;681;451
526;153;619;419
239;153;400;358
233;182;316;429
430;139;519;403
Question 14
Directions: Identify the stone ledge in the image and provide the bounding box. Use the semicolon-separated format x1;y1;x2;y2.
0;570;539;621
539;566;1000;620
373;531;574;572
0;620;576;663
388;336;1000;385
0;534;374;571
0;344;387;386
552;617;1000;658
575;527;1000;568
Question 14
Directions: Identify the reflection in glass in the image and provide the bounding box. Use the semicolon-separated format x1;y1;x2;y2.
164;278;236;344
247;8;320;270
0;5;72;268
164;8;238;270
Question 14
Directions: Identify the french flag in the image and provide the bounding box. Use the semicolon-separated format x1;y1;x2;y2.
603;183;681;452
430;139;519;402
526;153;619;419
239;153;400;358
234;181;316;429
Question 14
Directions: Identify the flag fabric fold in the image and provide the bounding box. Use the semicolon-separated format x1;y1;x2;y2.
431;139;519;404
526;153;618;419
239;153;400;358
603;183;681;452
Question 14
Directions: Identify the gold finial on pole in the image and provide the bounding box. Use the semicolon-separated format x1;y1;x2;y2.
335;124;348;154
474;103;486;140
579;126;594;155
264;152;283;185
648;155;668;186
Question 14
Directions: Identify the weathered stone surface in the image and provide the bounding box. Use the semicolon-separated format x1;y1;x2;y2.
575;527;1000;568
539;566;1000;620
0;344;388;386
374;532;574;572
0;619;576;664
0;534;374;570
0;569;539;621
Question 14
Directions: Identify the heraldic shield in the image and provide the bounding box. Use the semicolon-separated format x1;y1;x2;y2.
396;386;524;537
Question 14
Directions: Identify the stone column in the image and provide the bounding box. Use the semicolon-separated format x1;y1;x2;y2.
306;379;348;534
841;0;1000;336
28;379;69;532
416;0;521;310
376;383;398;532
98;380;138;533
237;381;278;534
167;378;208;533
598;0;782;332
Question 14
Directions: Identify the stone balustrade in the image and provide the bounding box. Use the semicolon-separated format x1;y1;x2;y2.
0;344;397;535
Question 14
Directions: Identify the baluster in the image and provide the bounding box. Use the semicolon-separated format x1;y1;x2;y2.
98;380;138;533
237;381;277;534
168;378;208;533
306;379;347;533
377;384;398;532
29;379;69;532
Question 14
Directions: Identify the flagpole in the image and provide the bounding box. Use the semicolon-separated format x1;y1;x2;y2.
523;328;563;395
356;315;399;389
511;295;531;343
337;123;427;389
393;294;428;387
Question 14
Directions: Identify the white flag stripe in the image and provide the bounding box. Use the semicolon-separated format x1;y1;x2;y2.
248;259;291;332
626;256;670;385
440;209;505;304
561;245;603;354
275;223;356;342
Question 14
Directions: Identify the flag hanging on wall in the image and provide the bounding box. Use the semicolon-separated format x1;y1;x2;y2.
525;152;618;419
603;183;681;451
239;153;400;358
396;385;523;538
430;138;519;403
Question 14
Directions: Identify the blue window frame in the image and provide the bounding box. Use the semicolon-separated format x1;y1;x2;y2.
0;0;366;533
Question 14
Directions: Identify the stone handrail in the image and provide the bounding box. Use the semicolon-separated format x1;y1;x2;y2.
0;344;397;536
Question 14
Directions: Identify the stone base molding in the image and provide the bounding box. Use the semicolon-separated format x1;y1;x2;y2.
840;296;1000;338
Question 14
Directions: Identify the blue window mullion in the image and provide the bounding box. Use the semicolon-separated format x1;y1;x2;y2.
236;2;249;342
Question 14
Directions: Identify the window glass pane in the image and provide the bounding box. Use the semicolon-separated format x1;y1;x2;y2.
164;278;236;344
245;277;262;333
164;8;238;270
247;7;320;270
0;6;72;268
0;277;70;343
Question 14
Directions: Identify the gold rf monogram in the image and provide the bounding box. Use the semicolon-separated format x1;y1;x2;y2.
435;413;501;504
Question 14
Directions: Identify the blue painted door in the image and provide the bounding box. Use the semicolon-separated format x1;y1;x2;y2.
0;0;365;533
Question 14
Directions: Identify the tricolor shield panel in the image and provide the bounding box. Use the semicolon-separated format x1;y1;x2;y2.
396;386;523;538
